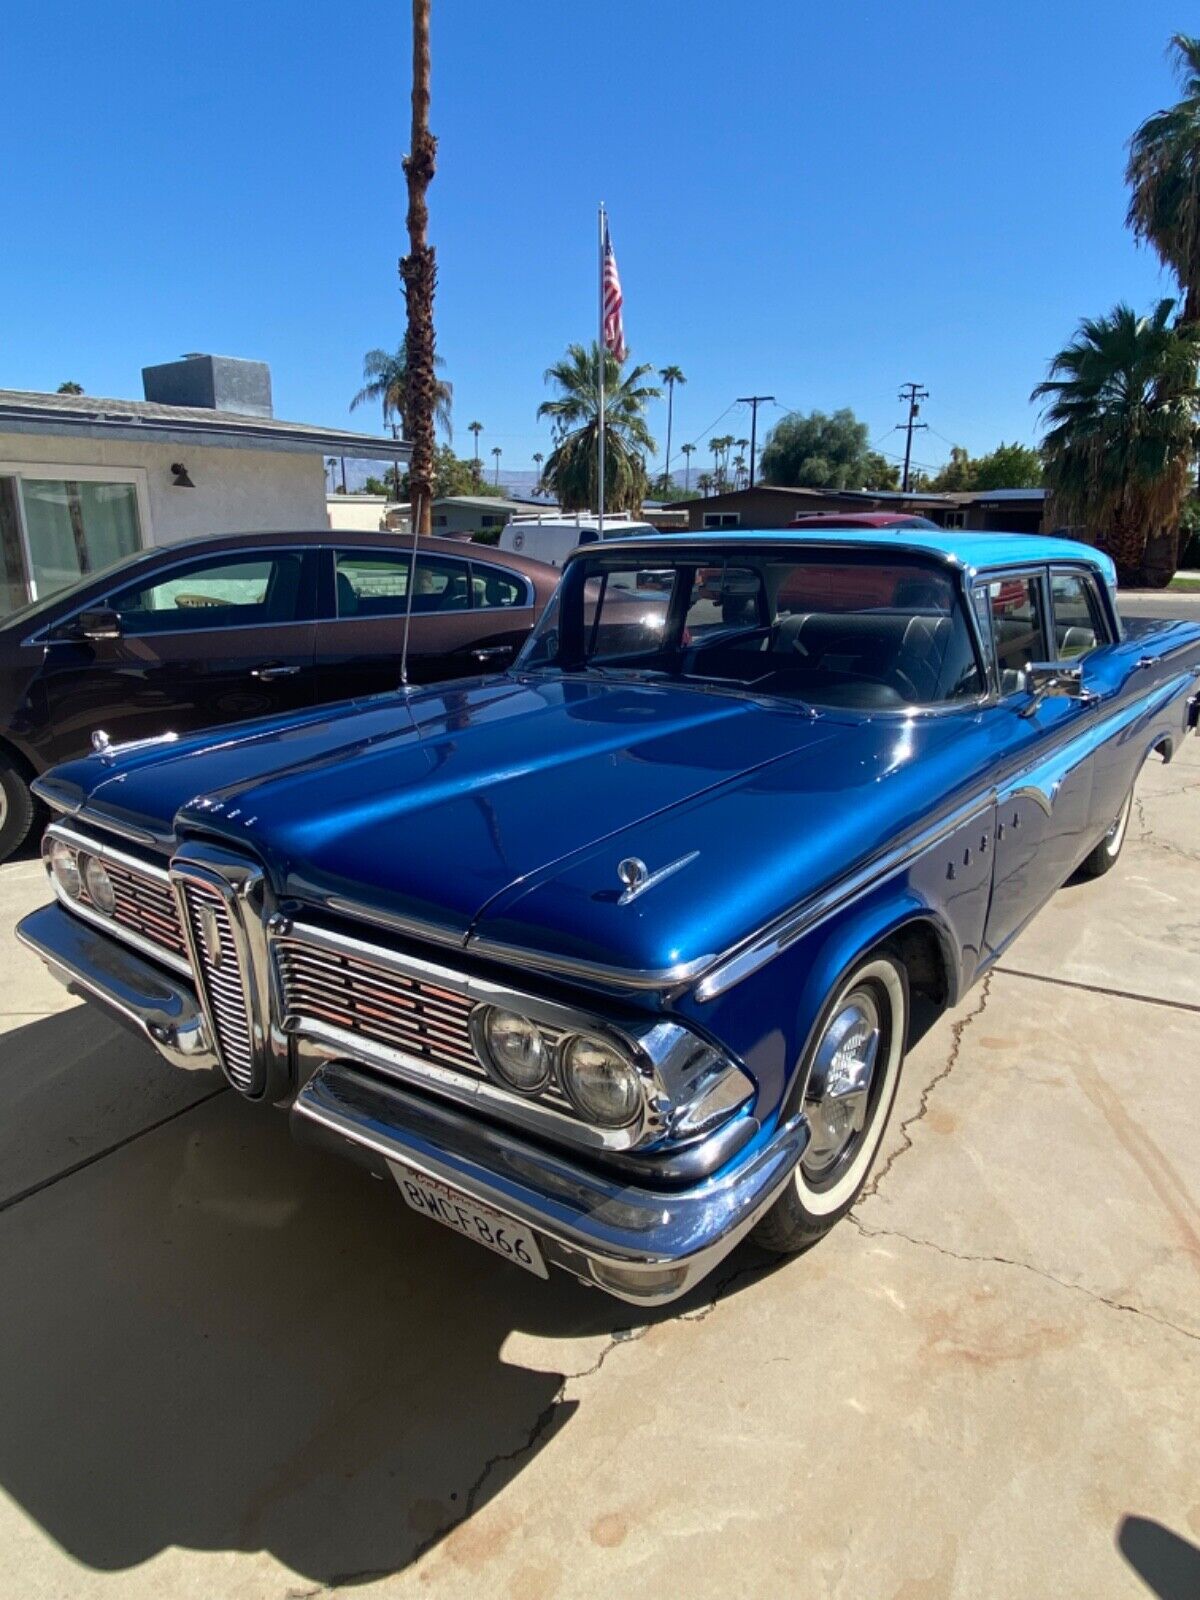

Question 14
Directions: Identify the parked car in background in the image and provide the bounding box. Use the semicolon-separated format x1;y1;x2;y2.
499;514;658;568
18;530;1200;1304
790;512;943;531
0;529;555;859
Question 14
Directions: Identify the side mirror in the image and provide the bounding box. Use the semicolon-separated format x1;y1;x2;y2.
75;608;123;642
1020;661;1091;716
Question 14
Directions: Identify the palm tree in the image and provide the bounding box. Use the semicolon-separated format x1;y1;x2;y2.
491;445;502;487
468;419;483;482
658;364;686;490
709;436;724;490
532;451;544;489
680;441;696;491
1127;35;1200;325
735;437;750;487
1032;299;1200;582
537;342;660;512
400;0;437;534
350;344;452;439
56;380;83;395
733;453;747;489
697;472;713;498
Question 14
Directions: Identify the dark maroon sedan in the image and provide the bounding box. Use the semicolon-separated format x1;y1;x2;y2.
0;529;556;859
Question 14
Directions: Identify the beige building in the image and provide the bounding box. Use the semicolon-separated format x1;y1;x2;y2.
0;355;409;617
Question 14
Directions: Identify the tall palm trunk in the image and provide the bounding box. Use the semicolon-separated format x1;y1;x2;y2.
664;379;675;490
400;0;437;536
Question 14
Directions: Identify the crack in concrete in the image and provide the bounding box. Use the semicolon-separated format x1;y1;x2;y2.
847;1213;1200;1345
1133;794;1200;864
859;973;994;1202
331;1256;779;1588
995;964;1200;1016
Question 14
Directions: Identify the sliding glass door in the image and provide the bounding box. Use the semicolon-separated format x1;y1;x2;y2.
0;468;146;618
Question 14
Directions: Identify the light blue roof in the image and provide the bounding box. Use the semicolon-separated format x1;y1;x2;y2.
593;526;1116;584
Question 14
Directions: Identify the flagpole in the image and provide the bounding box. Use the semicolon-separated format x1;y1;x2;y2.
597;201;605;538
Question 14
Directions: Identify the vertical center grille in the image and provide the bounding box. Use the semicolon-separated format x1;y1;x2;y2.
178;878;257;1092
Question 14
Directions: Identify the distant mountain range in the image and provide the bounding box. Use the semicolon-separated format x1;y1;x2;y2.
328;459;697;498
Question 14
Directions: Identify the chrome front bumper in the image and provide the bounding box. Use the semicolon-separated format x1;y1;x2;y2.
17;902;808;1306
293;1062;807;1305
16;902;216;1071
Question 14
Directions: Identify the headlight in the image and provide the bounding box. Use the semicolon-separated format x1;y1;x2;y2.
561;1035;643;1128
83;855;116;915
48;839;82;900
480;1008;549;1093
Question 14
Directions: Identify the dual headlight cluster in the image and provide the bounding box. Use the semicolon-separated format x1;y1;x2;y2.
48;838;117;915
472;1005;644;1129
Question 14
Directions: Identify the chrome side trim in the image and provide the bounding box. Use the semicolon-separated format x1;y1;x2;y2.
694;795;994;1002
45;821;171;883
696;670;1194;1002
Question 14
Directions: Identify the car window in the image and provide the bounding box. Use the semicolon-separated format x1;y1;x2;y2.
1050;571;1105;659
471;564;530;610
586;568;677;660
110;552;306;634
986;575;1047;692
334;551;471;618
522;552;982;709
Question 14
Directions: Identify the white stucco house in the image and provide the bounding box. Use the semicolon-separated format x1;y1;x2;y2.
0;354;410;617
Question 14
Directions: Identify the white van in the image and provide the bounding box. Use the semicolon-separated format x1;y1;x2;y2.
498;513;658;568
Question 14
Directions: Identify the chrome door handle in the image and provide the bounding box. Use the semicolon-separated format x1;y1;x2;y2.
252;663;301;680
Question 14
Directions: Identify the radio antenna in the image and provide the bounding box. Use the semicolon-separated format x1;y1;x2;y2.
399;487;420;690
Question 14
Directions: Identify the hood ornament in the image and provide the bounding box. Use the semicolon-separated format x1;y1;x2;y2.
617;851;700;906
92;729;113;763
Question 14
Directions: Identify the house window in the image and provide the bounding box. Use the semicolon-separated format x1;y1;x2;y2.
942;511;966;529
0;464;148;616
433;514;448;528
703;512;740;529
480;514;499;528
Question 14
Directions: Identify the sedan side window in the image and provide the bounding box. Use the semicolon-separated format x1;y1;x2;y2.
987;575;1047;693
334;552;471;618
471;564;531;610
110;552;306;634
1050;571;1106;659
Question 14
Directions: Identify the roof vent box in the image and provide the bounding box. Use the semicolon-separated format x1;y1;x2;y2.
142;354;273;418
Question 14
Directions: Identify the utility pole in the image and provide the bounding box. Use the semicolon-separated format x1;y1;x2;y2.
898;382;928;493
737;395;775;488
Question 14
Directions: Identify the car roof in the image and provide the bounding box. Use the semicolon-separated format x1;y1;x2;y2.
583;527;1116;581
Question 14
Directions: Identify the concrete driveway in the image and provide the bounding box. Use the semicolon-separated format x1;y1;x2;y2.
0;740;1197;1599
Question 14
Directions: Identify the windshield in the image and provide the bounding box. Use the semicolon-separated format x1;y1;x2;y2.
517;548;983;711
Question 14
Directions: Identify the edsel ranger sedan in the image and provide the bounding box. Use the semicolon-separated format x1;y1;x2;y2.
18;531;1200;1304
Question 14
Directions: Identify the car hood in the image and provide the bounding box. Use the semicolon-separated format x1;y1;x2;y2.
42;674;975;984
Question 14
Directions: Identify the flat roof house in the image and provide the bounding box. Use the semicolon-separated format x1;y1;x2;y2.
672;484;1047;535
0;354;410;617
431;495;532;538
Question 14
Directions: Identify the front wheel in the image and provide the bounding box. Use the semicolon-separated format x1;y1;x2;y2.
1075;787;1134;880
0;755;37;863
754;953;908;1254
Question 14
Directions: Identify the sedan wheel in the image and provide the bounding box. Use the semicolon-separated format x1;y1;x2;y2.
1076;785;1135;880
754;953;908;1252
0;756;37;863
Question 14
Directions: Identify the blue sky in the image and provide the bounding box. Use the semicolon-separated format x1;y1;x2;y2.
0;0;1190;479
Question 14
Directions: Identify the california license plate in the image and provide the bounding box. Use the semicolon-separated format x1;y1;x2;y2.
388;1161;548;1278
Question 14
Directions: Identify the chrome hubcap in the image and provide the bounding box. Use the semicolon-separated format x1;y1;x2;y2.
802;988;882;1179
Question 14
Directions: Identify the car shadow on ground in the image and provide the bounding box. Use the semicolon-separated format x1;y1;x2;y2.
0;1008;776;1586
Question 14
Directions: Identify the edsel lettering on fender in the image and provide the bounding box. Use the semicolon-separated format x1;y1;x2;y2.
18;530;1200;1305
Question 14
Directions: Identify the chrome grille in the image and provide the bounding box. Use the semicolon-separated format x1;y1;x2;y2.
179;879;256;1092
99;861;187;961
275;934;573;1111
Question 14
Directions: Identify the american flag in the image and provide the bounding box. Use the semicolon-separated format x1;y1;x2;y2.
601;216;626;362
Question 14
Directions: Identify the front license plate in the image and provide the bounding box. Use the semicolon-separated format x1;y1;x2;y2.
388;1161;548;1279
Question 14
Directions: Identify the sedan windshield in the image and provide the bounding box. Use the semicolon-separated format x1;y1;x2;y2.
517;548;984;711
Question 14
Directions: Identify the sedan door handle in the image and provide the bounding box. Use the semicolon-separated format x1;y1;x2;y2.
251;663;301;680
472;646;513;663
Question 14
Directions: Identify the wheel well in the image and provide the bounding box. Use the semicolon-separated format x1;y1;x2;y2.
0;735;38;782
885;920;952;1047
1149;734;1173;764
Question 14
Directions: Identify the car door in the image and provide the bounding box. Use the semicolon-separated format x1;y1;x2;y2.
37;546;319;765
314;547;502;701
980;568;1098;956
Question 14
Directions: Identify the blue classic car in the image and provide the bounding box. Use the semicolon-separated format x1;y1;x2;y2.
17;531;1200;1304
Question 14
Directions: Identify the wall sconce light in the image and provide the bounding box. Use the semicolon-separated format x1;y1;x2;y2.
170;462;195;488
